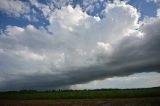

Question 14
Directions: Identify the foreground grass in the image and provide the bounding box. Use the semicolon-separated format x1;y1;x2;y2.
0;87;160;100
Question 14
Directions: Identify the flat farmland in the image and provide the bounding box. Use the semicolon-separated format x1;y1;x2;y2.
0;87;160;106
0;98;160;106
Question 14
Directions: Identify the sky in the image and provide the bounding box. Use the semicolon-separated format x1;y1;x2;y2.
0;0;160;91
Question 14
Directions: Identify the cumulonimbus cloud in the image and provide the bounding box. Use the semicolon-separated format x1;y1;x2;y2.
0;2;160;91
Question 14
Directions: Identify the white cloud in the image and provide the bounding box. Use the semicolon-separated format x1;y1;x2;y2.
29;0;74;19
48;5;89;32
0;0;30;17
146;0;160;3
29;0;51;17
0;2;160;90
49;0;73;9
157;9;160;17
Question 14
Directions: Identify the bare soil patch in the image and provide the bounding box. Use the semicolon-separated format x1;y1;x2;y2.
0;98;160;106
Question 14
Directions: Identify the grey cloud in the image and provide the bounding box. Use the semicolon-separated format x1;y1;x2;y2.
0;3;160;91
1;24;160;90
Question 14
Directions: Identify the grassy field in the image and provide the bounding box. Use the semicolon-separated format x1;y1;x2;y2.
0;87;160;100
0;87;160;106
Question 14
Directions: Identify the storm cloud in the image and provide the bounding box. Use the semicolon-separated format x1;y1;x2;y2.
0;1;160;91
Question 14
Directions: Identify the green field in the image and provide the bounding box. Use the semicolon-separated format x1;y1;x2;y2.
0;88;160;106
0;87;160;100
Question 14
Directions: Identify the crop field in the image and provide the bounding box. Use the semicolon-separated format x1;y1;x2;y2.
0;87;160;106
